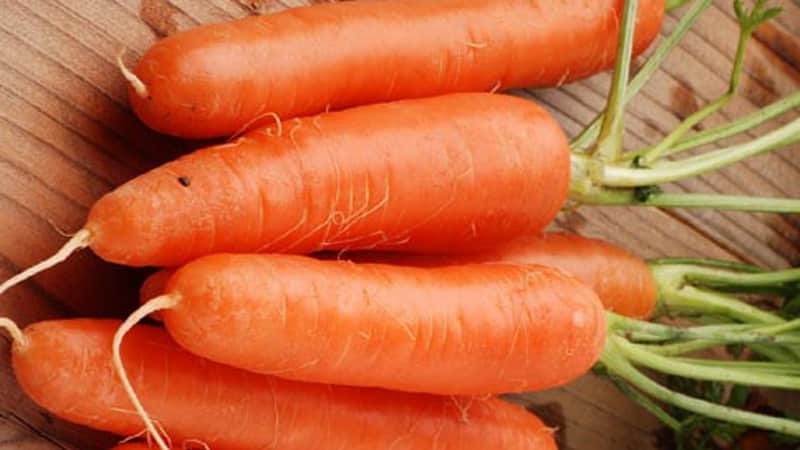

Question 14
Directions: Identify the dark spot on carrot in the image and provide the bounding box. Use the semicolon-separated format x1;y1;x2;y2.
524;401;566;447
178;176;191;187
669;83;700;124
139;0;180;38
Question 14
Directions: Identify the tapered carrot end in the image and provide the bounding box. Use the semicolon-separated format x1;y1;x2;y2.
0;229;91;297
117;49;149;99
112;295;180;450
0;318;26;348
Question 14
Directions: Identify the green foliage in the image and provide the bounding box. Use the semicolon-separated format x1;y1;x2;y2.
734;0;782;33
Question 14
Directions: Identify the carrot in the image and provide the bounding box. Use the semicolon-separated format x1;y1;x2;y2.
323;232;658;319
141;233;655;320
0;92;569;294
6;319;557;450
124;0;665;139
125;254;800;447
128;253;607;396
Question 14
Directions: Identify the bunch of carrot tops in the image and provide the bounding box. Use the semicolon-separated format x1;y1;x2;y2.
1;0;799;449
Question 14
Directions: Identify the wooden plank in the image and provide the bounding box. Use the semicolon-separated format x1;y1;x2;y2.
0;1;796;449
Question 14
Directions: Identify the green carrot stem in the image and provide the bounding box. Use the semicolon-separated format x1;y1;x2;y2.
682;267;800;289
638;94;734;166
594;117;800;186
636;8;756;166
672;358;800;375
665;0;695;10
607;313;800;344
601;343;800;436
626;91;800;161
640;339;725;356
571;0;713;150
648;258;764;273
657;285;784;325
567;184;800;213
603;370;683;430
749;344;800;363
591;0;639;164
642;339;798;362
613;336;800;390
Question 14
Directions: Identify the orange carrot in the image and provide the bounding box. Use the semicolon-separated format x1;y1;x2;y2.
8;319;557;450
125;0;664;139
0;92;569;293
325;232;658;319
133;253;607;396
142;232;656;320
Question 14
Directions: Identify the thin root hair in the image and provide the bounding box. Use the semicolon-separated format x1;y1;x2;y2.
0;229;91;297
113;295;181;450
230;111;283;142
0;318;26;347
117;48;149;99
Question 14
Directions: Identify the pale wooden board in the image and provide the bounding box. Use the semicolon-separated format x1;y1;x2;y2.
0;1;797;449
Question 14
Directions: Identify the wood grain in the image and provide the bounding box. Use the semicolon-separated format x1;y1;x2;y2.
0;1;797;449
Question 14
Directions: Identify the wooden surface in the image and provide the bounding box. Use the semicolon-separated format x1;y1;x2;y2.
0;1;797;449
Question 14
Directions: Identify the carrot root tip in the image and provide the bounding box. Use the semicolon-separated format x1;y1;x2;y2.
0;318;26;347
117;49;149;99
113;295;180;450
0;228;91;297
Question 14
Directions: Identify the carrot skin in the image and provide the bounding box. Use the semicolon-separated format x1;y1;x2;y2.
13;319;556;450
130;0;665;139
88;93;570;267
328;232;658;319
160;254;606;395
